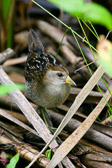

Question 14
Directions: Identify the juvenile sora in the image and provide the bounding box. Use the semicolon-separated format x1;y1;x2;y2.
25;30;76;114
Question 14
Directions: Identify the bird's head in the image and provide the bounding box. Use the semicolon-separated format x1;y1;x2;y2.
43;66;76;87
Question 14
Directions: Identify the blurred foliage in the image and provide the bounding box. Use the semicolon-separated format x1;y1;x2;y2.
0;84;25;96
97;36;112;77
2;0;11;21
6;153;20;168
48;0;112;30
1;0;15;50
99;47;112;77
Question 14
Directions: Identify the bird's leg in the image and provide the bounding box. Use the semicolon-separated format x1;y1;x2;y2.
38;106;53;128
38;107;61;135
37;107;63;142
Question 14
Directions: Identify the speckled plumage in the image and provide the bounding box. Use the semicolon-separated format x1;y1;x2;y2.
25;30;57;82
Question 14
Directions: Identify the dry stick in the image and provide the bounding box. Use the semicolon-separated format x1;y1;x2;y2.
0;135;49;167
3;56;27;66
2;102;111;149
47;79;112;168
70;87;102;99
37;20;79;65
49;111;112;149
14;31;28;50
102;116;112;125
61;45;82;65
28;65;104;167
0;67;74;168
1;109;29;124
0;48;15;64
8;72;25;84
37;20;69;46
0;109;39;136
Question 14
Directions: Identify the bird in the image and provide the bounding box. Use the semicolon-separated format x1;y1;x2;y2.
25;30;76;125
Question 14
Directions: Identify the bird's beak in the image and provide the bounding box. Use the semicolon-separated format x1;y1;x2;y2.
65;76;76;86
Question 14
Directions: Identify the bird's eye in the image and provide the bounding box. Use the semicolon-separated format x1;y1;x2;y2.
57;72;63;77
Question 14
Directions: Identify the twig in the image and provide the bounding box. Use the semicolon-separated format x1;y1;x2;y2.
0;48;15;64
36;20;80;65
14;31;28;50
0;133;49;167
101;116;112;125
3;56;27;66
0;109;39;137
37;20;70;47
61;45;82;65
49;110;112;150
0;109;30;124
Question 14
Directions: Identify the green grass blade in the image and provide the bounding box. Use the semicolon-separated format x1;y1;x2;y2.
6;153;20;168
0;84;25;96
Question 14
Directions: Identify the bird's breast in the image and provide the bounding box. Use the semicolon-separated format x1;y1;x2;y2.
44;84;70;108
26;81;70;108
